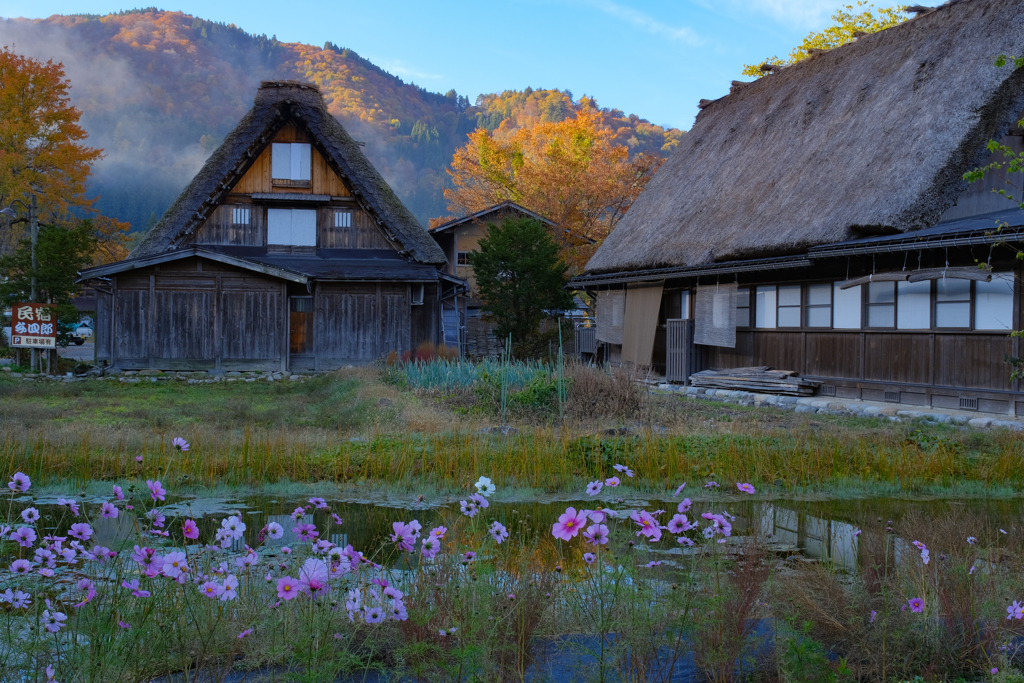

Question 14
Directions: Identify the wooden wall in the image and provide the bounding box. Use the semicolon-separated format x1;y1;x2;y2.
314;282;410;368
110;258;286;371
232;121;351;197
317;207;391;249
194;204;265;246
701;329;1018;412
940;135;1024;222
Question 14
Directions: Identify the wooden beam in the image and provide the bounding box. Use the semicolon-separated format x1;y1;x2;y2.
906;267;992;283
839;272;908;289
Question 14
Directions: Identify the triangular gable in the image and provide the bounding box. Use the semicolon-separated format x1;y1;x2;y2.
131;81;446;265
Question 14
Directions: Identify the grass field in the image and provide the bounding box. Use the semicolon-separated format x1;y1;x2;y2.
2;365;1022;497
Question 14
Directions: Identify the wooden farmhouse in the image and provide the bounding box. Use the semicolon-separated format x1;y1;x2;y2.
79;81;463;372
572;0;1024;415
430;202;557;357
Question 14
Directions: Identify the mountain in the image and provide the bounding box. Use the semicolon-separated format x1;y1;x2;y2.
0;9;684;231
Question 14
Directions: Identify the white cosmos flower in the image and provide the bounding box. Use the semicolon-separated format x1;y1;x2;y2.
474;476;496;497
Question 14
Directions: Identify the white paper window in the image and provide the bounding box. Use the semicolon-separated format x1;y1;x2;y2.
334;210;352;228
267;208;317;246
231;207;250;225
806;283;832;328
679;290;691;320
832;283;861;329
975;273;1014;330
867;281;895;328
755;286;776;329
777;285;802;327
897;281;931;329
934;278;971;328
271;143;311;181
735;288;749;327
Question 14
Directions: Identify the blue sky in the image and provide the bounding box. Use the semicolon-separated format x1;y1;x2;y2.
0;0;850;129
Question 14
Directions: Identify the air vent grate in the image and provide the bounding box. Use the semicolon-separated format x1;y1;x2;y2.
959;397;979;411
884;391;901;403
820;385;836;397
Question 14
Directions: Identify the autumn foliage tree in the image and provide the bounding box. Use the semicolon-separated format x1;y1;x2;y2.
742;2;909;78
438;103;665;271
0;46;128;261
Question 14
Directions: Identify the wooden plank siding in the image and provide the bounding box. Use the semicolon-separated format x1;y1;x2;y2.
315;283;379;365
232;122;351;197
193;204;265;246
317;207;391;249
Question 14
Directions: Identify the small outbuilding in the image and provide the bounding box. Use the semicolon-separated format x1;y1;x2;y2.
80;81;464;372
572;0;1024;415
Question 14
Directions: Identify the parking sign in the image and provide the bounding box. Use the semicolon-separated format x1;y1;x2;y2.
10;303;57;349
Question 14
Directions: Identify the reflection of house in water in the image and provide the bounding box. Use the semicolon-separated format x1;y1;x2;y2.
92;514;138;550
726;503;861;573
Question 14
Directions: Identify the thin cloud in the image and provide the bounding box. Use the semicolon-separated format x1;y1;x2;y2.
587;0;702;46
380;59;443;82
721;0;839;27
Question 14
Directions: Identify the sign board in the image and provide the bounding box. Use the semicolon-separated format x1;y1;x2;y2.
10;303;57;349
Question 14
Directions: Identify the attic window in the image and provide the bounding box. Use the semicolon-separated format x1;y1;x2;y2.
232;207;250;225
334;210;352;228
267;208;317;246
272;143;311;182
411;284;425;306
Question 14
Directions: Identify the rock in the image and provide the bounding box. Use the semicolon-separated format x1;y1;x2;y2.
227;371;242;376
289;375;302;381
827;402;848;412
137;369;162;376
951;415;970;425
924;413;952;424
990;420;1024;431
1;367;10;372
245;378;256;383
968;417;993;428
897;410;925;419
9;373;22;378
796;397;816;406
794;405;815;414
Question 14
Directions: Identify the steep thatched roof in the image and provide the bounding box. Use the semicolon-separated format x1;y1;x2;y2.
585;0;1024;275
132;81;446;265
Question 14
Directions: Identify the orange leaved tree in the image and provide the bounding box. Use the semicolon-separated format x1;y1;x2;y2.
0;47;128;262
439;103;664;271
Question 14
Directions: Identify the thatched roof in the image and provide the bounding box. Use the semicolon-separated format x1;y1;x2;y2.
585;0;1024;275
132;81;446;266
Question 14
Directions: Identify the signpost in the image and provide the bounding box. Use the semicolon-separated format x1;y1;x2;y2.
10;303;57;350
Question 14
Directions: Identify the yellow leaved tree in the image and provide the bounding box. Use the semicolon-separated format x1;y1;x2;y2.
0;47;128;262
438;102;664;272
742;3;909;78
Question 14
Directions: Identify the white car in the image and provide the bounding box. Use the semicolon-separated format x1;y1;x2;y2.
70;324;92;346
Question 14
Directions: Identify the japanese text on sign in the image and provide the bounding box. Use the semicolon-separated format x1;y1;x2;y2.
10;303;57;349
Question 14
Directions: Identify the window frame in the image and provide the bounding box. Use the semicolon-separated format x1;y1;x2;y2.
735;287;751;329
333;210;352;229
933;278;973;330
804;282;833;328
456;251;471;266
231;206;250;226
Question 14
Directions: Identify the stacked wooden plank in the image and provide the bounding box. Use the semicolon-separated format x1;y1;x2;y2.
689;366;819;396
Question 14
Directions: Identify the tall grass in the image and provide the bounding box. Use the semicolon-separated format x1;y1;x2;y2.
3;427;1023;495
386;357;554;394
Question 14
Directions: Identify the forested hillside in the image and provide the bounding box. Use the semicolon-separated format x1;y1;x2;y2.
0;9;683;231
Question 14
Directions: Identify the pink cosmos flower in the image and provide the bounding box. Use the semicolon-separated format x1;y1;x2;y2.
146;510;166;528
604;476;620;487
12;527;36;548
490;521;509;544
673;483;687;496
293;523;319;542
266;522;284;539
704;481;720;489
69;523;93;542
220;574;239;601
701;512;732;537
146;480;166;502
200;581;220;598
277;576;299;600
172;437;190;452
677;498;692;513
429;526;447;539
135;455;143;463
122;579;151;598
221;515;246;540
163;551;188;578
586;481;603;496
118;620;130;629
1007;601;1024;620
470;492;489;509
422;536;441;559
308;497;328;509
298;559;329;596
967;536;977;545
8;472;30;492
11;559;32;575
43;609;67;633
460;500;478;517
100;502;118;519
583;524;609;546
631;510;663;541
182;519;199;539
612;464;634;477
58;498;80;516
331;513;343;525
552;507;588;541
290;507;306;521
667;514;692;534
908;597;924;613
583;552;596;564
736;483;756;494
113;485;124;500
21;508;39;524
644;561;662;567
365;605;384;623
238;628;253;639
463;551;476;561
678;536;695;547
390;522;416;552
587;509;608;523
